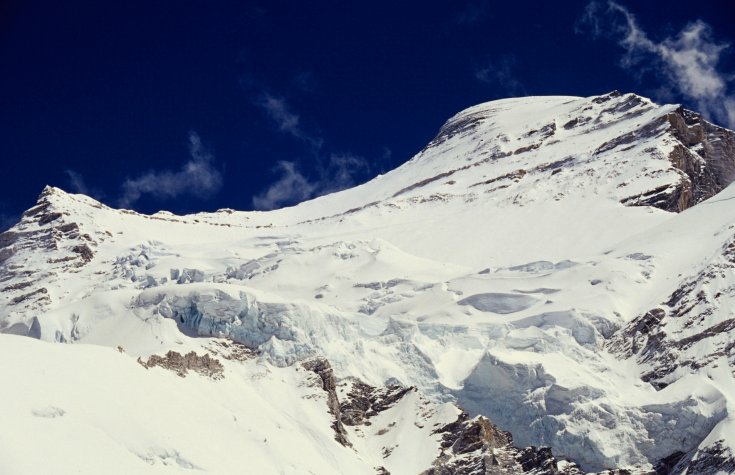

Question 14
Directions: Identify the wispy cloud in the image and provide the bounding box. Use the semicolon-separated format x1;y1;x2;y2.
251;161;316;211
579;1;735;128
475;56;526;96
381;147;392;161
118;131;223;208
249;87;375;210
64;169;105;200
65;170;89;195
252;153;370;210
319;153;370;193
253;92;324;149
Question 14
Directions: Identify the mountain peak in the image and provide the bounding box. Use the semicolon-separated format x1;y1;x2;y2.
4;92;735;473
39;184;67;197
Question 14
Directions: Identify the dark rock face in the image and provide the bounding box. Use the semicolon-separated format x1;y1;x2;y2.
606;234;735;389
655;451;685;474
339;380;414;427
620;107;735;212
422;411;585;475
668;441;735;475
10;287;49;305
71;244;94;263
139;350;224;379
669;109;735;188
426;109;488;148
302;358;351;446
37;212;62;226
207;340;257;361
517;447;569;473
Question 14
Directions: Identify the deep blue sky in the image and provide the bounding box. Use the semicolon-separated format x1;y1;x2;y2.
1;0;733;228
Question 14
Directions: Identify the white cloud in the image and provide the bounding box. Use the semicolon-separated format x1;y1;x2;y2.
64;170;106;200
118;131;223;208
319;153;369;193
381;147;392;161
64;170;90;195
252;153;370;211
250;88;372;210
580;1;735;128
475;56;526;96
254;93;323;149
251;161;316;211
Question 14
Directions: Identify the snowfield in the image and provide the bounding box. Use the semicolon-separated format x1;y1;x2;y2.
2;91;735;474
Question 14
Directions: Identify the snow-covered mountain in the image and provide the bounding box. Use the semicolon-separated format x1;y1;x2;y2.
2;91;735;474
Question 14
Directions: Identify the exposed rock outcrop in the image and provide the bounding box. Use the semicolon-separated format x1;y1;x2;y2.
339;380;414;427
0;187;105;320
620;106;735;212
422;412;585;475
139;350;224;379
302;358;351;446
668;440;735;475
606;234;735;389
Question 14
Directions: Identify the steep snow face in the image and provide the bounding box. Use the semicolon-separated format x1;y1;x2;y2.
2;91;735;472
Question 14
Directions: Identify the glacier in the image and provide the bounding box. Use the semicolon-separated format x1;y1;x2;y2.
2;91;735;473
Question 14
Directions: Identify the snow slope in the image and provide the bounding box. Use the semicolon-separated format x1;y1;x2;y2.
0;334;380;475
2;91;735;473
